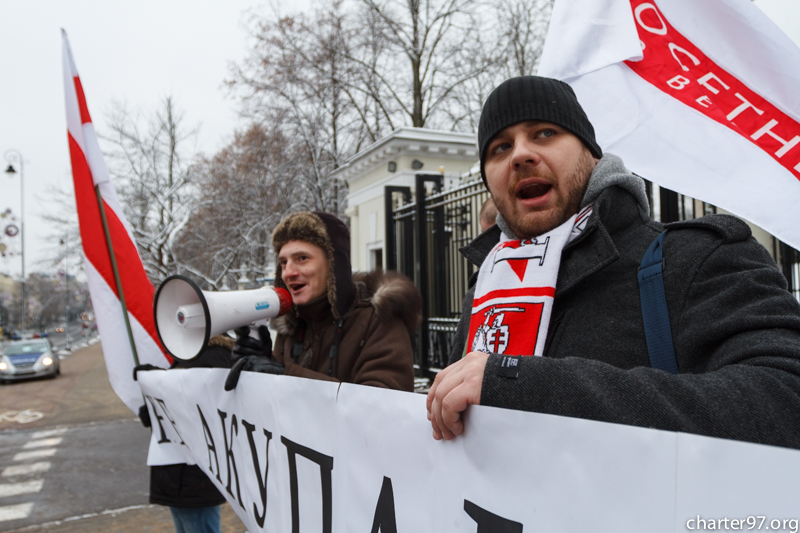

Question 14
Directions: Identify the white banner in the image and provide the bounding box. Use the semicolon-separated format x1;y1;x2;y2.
538;0;800;249
139;370;800;532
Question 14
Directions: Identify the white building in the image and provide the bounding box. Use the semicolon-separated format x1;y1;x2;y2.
336;127;478;271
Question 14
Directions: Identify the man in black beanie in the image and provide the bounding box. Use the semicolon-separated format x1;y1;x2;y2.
476;75;602;240
427;76;800;450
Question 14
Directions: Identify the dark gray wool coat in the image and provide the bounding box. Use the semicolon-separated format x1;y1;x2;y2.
451;158;800;450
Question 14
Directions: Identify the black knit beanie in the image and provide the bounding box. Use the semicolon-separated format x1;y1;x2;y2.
272;211;356;319
477;76;603;184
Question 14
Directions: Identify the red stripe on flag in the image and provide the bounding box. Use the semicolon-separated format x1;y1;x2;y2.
99;197;166;357
68;132;169;360
472;287;555;308
625;0;800;180
73;76;92;125
70;132;116;294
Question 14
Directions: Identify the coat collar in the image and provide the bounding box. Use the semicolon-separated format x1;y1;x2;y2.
460;186;646;296
295;294;334;325
459;224;502;267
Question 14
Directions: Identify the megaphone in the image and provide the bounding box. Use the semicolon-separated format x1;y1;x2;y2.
154;274;292;361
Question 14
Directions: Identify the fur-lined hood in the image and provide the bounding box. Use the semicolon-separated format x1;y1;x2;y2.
353;270;422;333
272;211;355;319
272;270;422;335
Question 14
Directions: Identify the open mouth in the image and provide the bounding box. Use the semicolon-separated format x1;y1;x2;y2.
288;283;306;292
518;183;552;200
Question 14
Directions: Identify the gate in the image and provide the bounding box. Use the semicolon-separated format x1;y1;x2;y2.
385;174;489;378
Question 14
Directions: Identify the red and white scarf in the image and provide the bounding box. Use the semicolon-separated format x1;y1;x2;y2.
468;205;593;357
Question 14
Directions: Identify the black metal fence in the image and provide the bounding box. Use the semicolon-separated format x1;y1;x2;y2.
385;174;489;378
649;181;800;302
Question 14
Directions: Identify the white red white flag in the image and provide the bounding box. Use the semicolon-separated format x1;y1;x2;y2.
61;30;171;413
538;0;800;249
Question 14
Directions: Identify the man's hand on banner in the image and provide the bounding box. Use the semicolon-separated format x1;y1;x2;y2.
133;364;164;381
426;351;488;440
225;325;283;391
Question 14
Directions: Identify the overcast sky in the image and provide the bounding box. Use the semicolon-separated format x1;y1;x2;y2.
0;0;798;279
0;0;271;278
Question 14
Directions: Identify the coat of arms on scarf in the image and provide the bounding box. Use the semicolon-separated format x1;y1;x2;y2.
467;205;592;357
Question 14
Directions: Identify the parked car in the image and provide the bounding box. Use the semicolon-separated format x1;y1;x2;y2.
0;339;60;383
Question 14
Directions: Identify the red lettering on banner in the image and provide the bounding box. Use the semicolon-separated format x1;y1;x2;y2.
625;0;800;179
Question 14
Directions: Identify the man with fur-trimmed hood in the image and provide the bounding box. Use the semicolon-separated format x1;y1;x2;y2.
229;211;420;391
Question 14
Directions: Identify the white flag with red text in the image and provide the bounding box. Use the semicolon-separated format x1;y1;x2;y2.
538;0;800;249
62;30;171;413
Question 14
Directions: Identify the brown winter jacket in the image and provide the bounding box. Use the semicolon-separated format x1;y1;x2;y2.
271;270;420;392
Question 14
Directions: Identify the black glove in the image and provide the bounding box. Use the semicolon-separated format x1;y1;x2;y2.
133;363;164;381
225;326;283;391
232;325;273;361
224;356;285;391
138;404;152;428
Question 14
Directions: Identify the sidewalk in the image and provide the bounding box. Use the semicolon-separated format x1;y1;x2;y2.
1;342;249;532
6;502;247;532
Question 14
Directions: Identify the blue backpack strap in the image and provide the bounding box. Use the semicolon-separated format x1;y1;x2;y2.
638;231;679;374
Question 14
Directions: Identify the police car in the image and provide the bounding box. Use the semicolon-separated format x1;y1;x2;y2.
0;339;60;383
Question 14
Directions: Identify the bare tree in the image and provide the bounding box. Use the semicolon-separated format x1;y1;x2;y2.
231;2;377;217
438;32;501;132
38;184;82;269
230;0;548;159
442;0;554;131
103;97;200;283
24;273;62;332
356;0;494;129
229;0;498;218
498;0;553;78
173;124;298;289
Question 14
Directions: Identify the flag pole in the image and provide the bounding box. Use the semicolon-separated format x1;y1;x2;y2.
94;184;141;367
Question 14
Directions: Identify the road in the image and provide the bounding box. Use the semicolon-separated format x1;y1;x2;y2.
0;324;85;355
0;341;246;532
45;325;85;353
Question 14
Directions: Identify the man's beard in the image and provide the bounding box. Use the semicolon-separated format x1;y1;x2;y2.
494;150;595;239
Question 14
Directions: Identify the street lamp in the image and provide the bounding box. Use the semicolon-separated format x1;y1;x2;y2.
4;149;25;335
